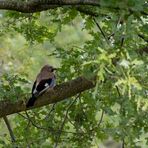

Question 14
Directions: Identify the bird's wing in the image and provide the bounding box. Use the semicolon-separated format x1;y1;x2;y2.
35;77;55;96
36;78;52;92
49;76;56;87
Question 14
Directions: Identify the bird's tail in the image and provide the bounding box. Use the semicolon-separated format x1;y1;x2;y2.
26;96;37;108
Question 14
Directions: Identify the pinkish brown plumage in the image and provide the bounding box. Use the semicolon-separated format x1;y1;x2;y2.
26;65;56;108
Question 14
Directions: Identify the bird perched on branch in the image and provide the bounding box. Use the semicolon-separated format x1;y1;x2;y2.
26;65;56;108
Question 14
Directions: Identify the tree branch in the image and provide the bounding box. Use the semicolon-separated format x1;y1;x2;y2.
54;94;78;148
0;76;96;118
138;34;148;43
3;116;16;142
0;0;100;13
0;0;147;15
93;17;110;46
76;7;99;17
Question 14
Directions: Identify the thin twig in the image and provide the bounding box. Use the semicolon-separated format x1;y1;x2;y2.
90;109;104;132
93;17;110;46
18;112;80;135
25;111;47;130
17;113;28;120
97;110;104;127
44;103;56;120
115;86;126;148
138;34;148;43
108;16;122;40
3;116;16;142
54;94;79;148
122;138;125;148
120;36;125;48
115;85;121;97
108;33;115;40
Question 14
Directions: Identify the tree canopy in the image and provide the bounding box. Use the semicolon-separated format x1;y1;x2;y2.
0;0;147;147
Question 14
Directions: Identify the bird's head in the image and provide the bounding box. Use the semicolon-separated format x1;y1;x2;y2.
41;65;57;73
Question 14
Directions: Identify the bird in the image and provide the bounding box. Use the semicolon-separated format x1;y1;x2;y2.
26;65;56;108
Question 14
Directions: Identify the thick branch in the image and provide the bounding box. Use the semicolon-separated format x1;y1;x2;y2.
0;76;95;118
0;0;147;16
0;0;100;13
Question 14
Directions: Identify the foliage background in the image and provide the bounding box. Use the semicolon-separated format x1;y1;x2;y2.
0;0;148;147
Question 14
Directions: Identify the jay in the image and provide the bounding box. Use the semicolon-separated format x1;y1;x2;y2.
26;65;56;108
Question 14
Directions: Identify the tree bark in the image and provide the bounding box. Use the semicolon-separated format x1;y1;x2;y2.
0;76;96;118
0;0;147;15
0;0;100;13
